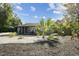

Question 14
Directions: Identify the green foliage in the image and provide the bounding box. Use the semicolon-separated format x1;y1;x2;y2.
64;4;79;36
0;3;22;32
46;18;55;34
58;19;72;35
36;14;79;36
36;18;55;38
10;15;22;27
36;18;46;38
9;32;17;37
47;34;58;41
0;3;13;28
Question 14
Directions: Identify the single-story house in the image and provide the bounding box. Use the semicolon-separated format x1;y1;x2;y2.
17;23;38;35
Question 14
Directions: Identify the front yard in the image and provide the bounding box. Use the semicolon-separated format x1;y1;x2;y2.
0;33;79;56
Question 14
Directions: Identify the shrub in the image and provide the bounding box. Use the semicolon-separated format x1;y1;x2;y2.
9;32;17;37
47;34;58;41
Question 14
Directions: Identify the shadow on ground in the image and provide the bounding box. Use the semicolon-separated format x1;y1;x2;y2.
0;36;79;56
35;39;60;47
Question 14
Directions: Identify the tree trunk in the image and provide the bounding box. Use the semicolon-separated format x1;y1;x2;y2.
42;31;45;40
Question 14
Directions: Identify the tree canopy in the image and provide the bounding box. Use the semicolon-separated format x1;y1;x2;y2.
0;3;22;32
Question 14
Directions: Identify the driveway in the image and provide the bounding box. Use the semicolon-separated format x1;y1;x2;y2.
0;33;47;44
0;33;73;44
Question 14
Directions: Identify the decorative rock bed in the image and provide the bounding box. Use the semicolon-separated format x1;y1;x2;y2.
0;36;79;56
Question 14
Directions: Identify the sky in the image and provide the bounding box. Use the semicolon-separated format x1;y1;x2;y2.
12;3;67;24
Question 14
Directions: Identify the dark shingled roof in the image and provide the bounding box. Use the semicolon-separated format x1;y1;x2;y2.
18;23;39;27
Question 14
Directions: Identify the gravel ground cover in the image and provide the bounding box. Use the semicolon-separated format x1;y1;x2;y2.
0;36;79;56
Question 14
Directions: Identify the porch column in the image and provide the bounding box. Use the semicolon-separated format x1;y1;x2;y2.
24;27;25;34
17;27;20;34
21;27;23;34
22;27;24;34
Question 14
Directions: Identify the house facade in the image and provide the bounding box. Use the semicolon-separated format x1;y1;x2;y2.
17;23;38;35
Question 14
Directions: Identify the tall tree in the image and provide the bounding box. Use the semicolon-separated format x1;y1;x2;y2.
36;18;46;38
0;3;22;32
0;3;13;28
10;15;22;27
64;3;79;35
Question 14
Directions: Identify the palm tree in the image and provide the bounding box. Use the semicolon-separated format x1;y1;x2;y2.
46;18;54;34
36;18;54;39
37;18;46;38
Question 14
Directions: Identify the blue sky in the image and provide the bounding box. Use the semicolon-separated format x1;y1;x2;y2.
12;3;67;24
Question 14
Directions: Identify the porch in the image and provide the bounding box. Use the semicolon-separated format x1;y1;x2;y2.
17;23;38;35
